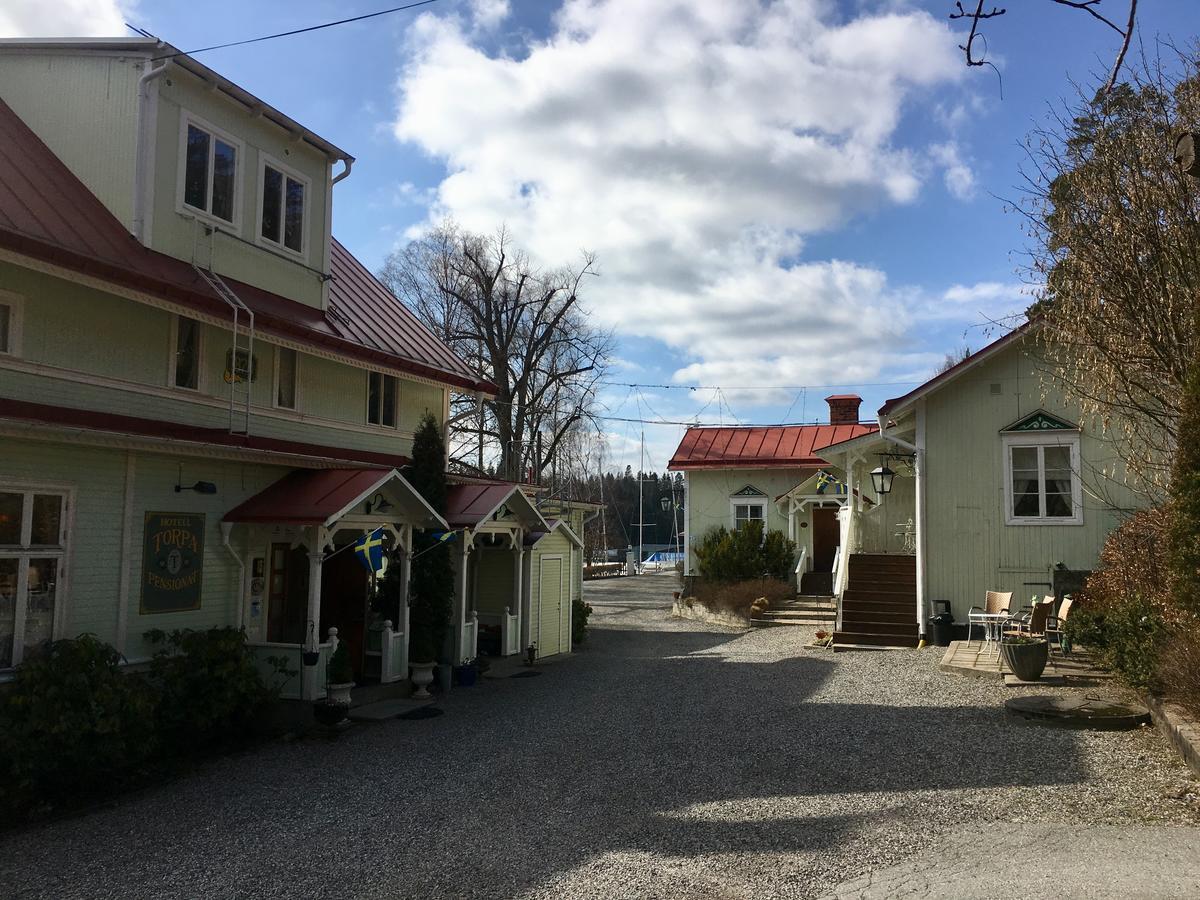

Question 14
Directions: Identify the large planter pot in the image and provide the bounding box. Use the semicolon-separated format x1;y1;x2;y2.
1001;640;1049;681
454;663;478;687
410;661;436;699
326;682;354;705
313;700;348;727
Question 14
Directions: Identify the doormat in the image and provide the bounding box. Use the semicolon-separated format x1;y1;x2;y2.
510;670;542;679
399;706;445;720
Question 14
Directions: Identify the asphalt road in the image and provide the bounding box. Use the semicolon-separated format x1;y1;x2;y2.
1;572;1197;899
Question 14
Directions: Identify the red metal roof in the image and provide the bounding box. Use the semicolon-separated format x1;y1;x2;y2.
0;398;409;469
0;97;493;394
668;423;878;470
223;468;396;525
445;484;522;528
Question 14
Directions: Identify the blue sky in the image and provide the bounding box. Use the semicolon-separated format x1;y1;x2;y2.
7;0;1198;472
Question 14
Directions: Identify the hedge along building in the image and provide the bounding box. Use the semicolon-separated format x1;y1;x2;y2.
815;323;1149;648
0;38;496;698
668;396;878;594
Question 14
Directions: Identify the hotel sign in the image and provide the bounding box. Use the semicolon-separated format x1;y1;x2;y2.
141;512;205;614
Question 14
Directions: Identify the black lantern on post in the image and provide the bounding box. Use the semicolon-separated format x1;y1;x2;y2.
870;463;896;496
659;494;671;512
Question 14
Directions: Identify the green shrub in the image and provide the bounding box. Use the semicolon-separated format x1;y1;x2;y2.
572;596;593;645
0;635;158;818
408;413;454;660
1067;596;1166;689
1158;619;1200;717
327;641;354;684
694;522;795;583
146;627;284;753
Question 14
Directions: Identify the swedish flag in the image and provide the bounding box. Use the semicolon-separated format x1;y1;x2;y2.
354;527;387;575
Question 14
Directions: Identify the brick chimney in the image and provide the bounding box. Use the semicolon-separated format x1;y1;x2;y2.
825;394;863;425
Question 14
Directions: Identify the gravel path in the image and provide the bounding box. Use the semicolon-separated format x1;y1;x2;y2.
1;572;1197;899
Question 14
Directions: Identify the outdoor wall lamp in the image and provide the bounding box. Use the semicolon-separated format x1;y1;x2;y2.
364;492;393;515
869;464;895;496
175;480;217;494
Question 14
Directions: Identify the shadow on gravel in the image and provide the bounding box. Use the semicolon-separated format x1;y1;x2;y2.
0;624;1094;900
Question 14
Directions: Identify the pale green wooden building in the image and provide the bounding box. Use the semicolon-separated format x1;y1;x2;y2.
0;38;516;698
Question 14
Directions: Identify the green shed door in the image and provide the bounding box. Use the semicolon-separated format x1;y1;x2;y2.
538;556;564;657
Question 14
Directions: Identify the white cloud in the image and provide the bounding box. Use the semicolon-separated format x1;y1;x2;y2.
469;0;510;30
930;141;976;200
0;0;130;38
393;0;967;400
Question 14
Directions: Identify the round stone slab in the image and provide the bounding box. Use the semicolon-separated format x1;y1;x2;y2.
1005;695;1151;730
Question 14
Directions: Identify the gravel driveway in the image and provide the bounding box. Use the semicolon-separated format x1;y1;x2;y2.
2;572;1197;899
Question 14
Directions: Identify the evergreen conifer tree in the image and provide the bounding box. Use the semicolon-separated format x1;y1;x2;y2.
407;413;454;662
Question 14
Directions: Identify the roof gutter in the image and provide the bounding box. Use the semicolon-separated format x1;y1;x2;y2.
132;55;169;243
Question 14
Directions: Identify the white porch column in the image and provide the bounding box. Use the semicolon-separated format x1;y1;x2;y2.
512;532;524;656
301;526;325;701
682;473;691;576
915;401;929;638
399;524;412;608
456;533;472;664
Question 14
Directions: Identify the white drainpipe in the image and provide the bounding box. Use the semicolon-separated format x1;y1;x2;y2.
220;521;246;630
878;408;927;640
132;57;169;243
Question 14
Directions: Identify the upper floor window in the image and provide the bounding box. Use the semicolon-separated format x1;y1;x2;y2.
181;117;240;226
1002;426;1083;526
1;487;69;669
275;346;298;410
0;292;22;356
172;316;202;391
259;159;307;256
367;372;397;428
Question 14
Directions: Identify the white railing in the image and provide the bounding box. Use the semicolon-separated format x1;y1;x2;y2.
793;546;808;592
460;610;479;664
248;639;331;700
501;606;521;656
378;607;409;684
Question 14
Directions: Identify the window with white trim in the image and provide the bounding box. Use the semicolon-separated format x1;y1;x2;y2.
181;118;239;225
172;316;202;391
275;346;298;410
367;371;398;427
0;488;68;669
0;292;21;356
1003;433;1083;525
732;503;766;530
259;160;307;255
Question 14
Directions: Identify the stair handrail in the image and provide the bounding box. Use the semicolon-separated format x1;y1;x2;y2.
793;546;807;592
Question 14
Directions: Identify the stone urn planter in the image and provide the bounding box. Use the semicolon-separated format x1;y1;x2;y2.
410;661;436;699
1001;637;1049;681
326;682;354;705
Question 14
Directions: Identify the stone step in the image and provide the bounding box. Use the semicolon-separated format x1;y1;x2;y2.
832;630;920;649
752;616;836;628
776;600;836;612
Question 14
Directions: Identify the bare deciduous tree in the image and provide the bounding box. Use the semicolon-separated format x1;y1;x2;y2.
1019;48;1200;498
950;1;1137;94
380;224;614;484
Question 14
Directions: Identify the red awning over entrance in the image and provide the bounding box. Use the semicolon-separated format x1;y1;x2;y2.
224;468;442;527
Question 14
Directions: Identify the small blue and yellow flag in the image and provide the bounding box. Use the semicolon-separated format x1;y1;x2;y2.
354;527;387;575
429;531;458;544
815;470;847;495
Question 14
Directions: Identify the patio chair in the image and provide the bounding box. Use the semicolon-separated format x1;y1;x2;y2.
1006;596;1054;638
1045;596;1075;659
967;590;1012;648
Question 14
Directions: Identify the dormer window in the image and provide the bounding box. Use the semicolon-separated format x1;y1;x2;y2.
259;158;307;256
180;116;241;226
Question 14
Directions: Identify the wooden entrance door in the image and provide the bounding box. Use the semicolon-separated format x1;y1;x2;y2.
319;545;370;680
811;507;840;573
538;556;564;657
267;543;309;644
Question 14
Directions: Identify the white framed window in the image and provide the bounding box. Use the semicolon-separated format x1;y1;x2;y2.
274;345;299;410
1002;432;1084;525
731;501;766;531
257;156;308;257
0;290;23;357
0;486;70;669
170;315;204;391
367;371;398;427
178;114;242;227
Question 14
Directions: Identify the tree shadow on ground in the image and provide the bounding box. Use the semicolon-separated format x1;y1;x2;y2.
0;624;1097;900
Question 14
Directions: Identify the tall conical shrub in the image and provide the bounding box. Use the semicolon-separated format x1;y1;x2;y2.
407;413;454;662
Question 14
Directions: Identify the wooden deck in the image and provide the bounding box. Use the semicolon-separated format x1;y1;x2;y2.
939;640;1112;682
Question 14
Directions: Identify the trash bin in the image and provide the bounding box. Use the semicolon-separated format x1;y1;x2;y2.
928;600;954;647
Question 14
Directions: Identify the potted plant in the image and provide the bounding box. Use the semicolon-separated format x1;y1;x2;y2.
325;641;355;705
1000;635;1049;681
409;628;437;699
454;656;479;687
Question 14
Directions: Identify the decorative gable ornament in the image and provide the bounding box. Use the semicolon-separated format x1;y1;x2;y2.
731;485;767;498
1002;411;1078;433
